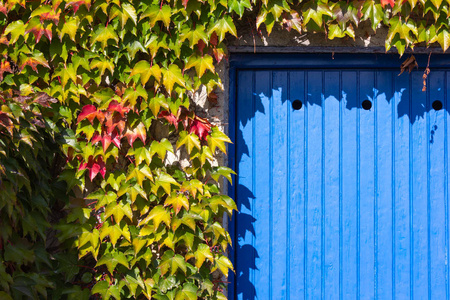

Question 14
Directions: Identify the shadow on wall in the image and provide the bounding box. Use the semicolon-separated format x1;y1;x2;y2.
232;70;446;300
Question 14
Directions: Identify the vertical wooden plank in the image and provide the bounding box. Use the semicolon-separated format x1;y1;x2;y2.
393;72;411;300
375;71;394;300
341;71;358;299
236;70;255;300
288;71;306;300
446;72;450;300
358;71;375;300
306;71;323;300
323;71;340;300
411;71;429;300
428;71;446;299
271;71;288;299
252;70;271;299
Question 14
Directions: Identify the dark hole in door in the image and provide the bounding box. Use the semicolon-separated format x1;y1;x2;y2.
432;100;443;111
362;100;372;110
292;99;302;110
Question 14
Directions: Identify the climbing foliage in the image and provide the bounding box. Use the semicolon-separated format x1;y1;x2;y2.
0;0;448;298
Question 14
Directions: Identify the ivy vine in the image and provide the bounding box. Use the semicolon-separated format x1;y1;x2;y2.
0;0;448;299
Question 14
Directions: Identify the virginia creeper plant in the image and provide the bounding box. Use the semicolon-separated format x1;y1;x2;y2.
0;0;449;299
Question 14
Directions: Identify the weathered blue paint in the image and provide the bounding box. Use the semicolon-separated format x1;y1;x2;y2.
229;54;450;300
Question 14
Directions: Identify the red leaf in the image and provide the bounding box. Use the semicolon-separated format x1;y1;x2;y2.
0;112;13;130
380;0;394;7
107;100;129;117
77;105;97;124
212;47;226;63
0;61;12;81
91;132;102;144
182;0;189;8
111;130;121;148
78;156;106;181
25;26;44;43
89;156;105;181
210;31;218;46
189;116;211;140
33;92;57;107
65;0;91;13
158;111;179;129
91;131;122;152
198;40;206;55
207;92;218;105
43;27;52;42
0;2;7;15
78;160;88;171
100;134;111;153
124;123;146;147
105;112;126;134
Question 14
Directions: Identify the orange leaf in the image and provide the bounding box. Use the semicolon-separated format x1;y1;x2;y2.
40;10;60;25
125;123;146;147
0;61;12;81
380;0;394;7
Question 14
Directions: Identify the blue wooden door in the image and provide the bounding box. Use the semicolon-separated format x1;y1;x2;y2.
230;54;450;300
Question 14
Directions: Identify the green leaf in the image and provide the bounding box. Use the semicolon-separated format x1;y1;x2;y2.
91;25;119;49
53;64;77;87
90;58;114;77
0;291;13;300
96;251;130;274
209;15;238;42
228;0;251;18
159;250;187;275
141;5;171;28
431;0;443;9
78;229;100;250
59;17;78;41
5;20;25;44
194;244;214;268
154;172;180;195
180;25;209;49
104;200;133;223
162;64;186;95
100;223;131;246
165;193;189;214
147;94;168;116
127;145;152;165
92;281;121;300
361;0;384;32
212;256;233;277
177;131;201;154
175;283;198;300
150;138;173;160
110;3;137;28
130;61;161;85
185;55;215;78
126;163;154;186
207;127;231;153
139;205;171;229
211;166;236;184
437;28;450;52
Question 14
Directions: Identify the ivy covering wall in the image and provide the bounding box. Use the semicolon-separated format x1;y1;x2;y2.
0;0;448;299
